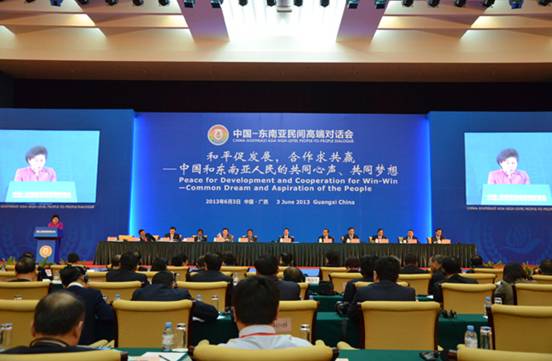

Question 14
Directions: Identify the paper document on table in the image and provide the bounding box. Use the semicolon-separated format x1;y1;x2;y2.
130;352;188;361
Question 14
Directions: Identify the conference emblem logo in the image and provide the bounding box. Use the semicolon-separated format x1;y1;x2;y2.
39;245;53;258
207;124;229;146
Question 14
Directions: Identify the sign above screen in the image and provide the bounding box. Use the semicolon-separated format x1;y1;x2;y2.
465;132;552;208
0;130;100;204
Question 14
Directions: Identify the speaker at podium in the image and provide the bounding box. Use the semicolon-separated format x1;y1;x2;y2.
34;227;61;263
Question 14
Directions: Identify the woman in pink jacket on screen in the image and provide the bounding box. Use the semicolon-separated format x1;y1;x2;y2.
14;145;57;182
487;148;530;185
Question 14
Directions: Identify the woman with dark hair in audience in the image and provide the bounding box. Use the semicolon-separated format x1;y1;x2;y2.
324;250;340;267
494;263;529;305
283;267;306;283
222;252;237;266
344;257;360;272
151;257;168;272
279;252;294;267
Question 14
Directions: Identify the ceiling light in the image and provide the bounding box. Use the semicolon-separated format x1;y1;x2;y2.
50;0;63;6
294;0;303;5
320;0;329;6
132;0;143;5
239;0;248;5
537;0;549;5
427;0;439;7
509;0;523;8
210;0;223;7
481;0;494;6
267;0;276;5
454;0;466;6
105;0;117;6
159;0;169;5
346;0;359;7
374;0;386;7
184;0;195;7
402;0;414;6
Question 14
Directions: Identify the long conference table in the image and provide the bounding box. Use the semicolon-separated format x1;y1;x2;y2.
94;241;476;267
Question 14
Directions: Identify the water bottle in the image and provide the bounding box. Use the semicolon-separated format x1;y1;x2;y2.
114;293;121;301
233;273;239;286
464;325;478;348
300;323;311;343
196;294;202;302
175;323;187;350
494;297;502;305
480;326;492;349
161;321;174;351
1;323;13;351
211;295;220;312
483;296;492;318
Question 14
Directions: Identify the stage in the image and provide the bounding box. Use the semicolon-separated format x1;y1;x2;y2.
94;241;476;267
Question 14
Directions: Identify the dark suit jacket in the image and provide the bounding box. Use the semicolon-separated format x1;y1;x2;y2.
342;276;373;303
430;236;446;244
347;280;416;322
139;233;155;242
1;339;94;354
400;265;428;274
65;285;115;345
164;233;182;241
433;273;478;303
261;275;300;300
188;270;233;306
341;234;360;243
318;236;335;243
132;284;218;322
106;269;148;286
194;235;208;242
428;269;446;295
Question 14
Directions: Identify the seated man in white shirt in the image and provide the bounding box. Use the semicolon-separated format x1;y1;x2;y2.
219;276;312;350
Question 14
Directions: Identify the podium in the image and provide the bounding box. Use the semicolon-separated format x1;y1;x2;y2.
34;227;60;263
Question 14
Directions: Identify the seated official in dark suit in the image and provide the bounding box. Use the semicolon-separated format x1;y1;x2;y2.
428;254;446;295
370;228;389;243
106;252;148;286
430;228;446;244
341;227;360;243
60;266;114;345
241;229;258;243
348;256;416;322
11;256;37;282
188;253;233;305
318;228;335;243
433;256;478;303
342;255;378;303
1;291;94;354
278;228;295;243
194;228;208;242
138;229;155;242
400;253;428;274
132;271;218;322
164;226;181;241
255;255;300;301
400;229;419;244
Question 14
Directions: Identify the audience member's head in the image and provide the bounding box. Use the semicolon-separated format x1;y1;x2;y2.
232;276;279;330
360;255;378;279
429;254;444;273
120;252;139;272
283;267;305;283
470;255;484;268
20;252;34;260
60;266;86;287
32;291;85;346
345;257;360;272
441;257;461;276
170;254;187;267
503;263;526;283
204;253;223;271
254;255;279;276
132;251;142;263
15;257;36;280
67;253;80;264
152;270;176;288
403;253;419;267
110;254;121;269
196;256;206;270
222;252;237;266
324;250;340;267
151;257;168;272
539;259;552;275
374;256;401;283
279;252;293;267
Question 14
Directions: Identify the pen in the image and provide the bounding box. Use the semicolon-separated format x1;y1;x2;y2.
158;354;171;361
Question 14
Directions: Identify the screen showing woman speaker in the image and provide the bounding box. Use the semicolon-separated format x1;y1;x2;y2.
0;130;100;203
465;132;552;207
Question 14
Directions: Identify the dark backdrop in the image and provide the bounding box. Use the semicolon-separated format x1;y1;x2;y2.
0;73;14;107
12;80;552;113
